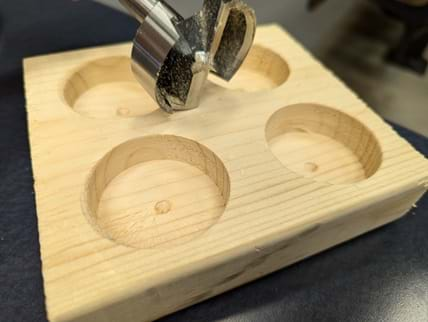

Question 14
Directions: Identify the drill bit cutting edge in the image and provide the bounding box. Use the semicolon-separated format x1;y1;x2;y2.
120;0;256;113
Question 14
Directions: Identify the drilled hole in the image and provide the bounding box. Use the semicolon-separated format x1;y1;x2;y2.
266;104;383;184
64;56;157;119
82;135;230;249
209;45;290;92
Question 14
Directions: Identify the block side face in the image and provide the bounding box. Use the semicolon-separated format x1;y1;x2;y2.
58;187;427;322
23;25;428;321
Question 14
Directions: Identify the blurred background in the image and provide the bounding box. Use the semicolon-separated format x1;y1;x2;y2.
95;0;428;136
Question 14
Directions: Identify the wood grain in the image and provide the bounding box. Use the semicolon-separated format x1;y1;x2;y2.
24;24;428;322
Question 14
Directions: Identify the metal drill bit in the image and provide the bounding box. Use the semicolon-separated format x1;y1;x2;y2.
120;0;256;113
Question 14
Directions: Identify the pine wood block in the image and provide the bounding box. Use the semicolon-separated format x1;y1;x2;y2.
24;24;428;322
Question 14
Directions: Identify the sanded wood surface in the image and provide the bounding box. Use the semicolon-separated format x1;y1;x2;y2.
24;25;428;322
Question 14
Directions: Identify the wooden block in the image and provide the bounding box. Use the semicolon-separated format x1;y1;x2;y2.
24;24;428;322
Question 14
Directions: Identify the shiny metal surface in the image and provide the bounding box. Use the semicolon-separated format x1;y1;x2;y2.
128;1;181;100
120;0;256;113
120;0;157;22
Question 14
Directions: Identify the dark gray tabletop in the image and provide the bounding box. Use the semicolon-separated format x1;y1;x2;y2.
0;1;427;321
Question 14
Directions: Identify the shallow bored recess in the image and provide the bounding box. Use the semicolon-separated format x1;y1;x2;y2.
82;135;231;249
209;45;290;91
63;46;290;119
266;104;383;184
63;56;158;118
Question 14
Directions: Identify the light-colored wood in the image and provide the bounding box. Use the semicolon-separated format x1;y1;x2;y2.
24;24;428;322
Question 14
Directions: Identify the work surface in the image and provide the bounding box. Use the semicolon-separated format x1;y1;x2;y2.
1;1;428;322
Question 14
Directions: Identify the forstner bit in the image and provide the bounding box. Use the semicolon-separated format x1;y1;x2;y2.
120;0;256;113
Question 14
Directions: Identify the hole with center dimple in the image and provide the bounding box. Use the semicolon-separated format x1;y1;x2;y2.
64;56;158;119
83;135;230;249
304;162;319;173
265;104;383;184
155;200;172;215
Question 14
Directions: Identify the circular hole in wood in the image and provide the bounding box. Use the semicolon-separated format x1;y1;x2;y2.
208;45;289;92
265;104;382;184
82;135;230;249
64;56;158;119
